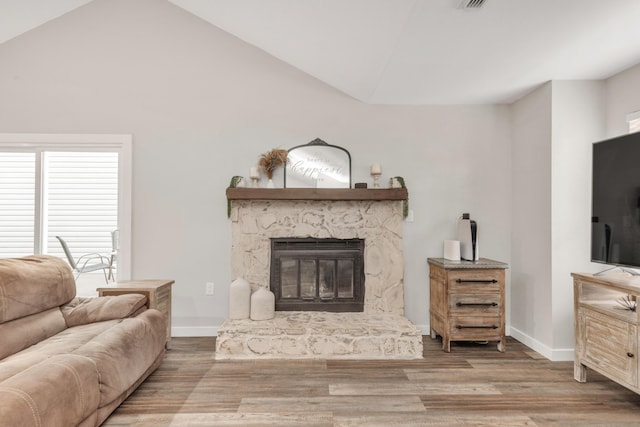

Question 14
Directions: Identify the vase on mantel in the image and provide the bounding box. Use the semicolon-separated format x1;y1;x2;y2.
267;179;275;188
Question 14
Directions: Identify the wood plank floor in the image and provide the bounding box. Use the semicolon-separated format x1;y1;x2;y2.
103;336;640;426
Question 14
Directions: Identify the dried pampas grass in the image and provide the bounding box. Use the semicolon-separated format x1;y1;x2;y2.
259;148;288;179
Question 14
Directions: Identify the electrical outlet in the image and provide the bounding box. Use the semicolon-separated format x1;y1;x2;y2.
205;282;214;295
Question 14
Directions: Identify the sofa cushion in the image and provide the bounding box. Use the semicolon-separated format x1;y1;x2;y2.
0;308;67;359
0;255;75;324
0;354;101;427
3;320;122;363
61;294;147;328
0;321;122;386
72;309;167;406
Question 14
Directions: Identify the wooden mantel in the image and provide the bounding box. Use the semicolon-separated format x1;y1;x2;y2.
226;187;407;201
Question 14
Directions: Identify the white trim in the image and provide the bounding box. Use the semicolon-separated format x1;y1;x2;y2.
626;110;640;123
509;326;574;361
0;133;132;280
34;152;44;254
626;110;640;134
0;133;130;147
116;138;132;281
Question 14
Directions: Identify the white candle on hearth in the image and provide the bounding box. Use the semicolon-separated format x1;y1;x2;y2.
370;163;381;175
250;167;259;179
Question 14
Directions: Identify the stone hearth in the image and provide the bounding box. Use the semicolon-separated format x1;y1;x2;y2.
217;188;422;359
216;312;422;359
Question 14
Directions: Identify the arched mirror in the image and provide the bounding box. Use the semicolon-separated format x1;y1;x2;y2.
284;138;352;188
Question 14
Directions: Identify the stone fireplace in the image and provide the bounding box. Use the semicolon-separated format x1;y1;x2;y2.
216;188;423;359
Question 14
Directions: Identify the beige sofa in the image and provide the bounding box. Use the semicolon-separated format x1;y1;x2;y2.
0;255;167;426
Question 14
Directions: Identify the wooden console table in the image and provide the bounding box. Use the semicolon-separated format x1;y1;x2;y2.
97;280;174;348
428;258;508;352
573;272;640;394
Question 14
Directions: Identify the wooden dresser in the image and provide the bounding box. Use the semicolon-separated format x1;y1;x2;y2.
572;272;640;394
428;258;508;352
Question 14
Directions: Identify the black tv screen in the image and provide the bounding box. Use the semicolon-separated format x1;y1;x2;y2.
592;132;640;268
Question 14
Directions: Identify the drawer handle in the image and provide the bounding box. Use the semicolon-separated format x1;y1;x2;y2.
456;302;498;307
455;279;498;284
628;352;635;358
455;325;498;330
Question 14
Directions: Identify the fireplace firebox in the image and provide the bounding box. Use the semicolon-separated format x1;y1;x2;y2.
270;238;365;312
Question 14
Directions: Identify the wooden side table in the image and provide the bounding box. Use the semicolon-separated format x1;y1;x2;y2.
428;258;508;352
97;279;174;348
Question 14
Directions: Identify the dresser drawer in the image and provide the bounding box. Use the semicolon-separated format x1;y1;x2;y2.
448;269;502;293
450;294;501;314
449;316;503;340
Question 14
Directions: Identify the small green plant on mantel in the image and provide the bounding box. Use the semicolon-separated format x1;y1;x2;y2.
226;175;243;218
393;176;409;219
616;295;637;312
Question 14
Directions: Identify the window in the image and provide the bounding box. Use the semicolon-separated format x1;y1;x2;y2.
627;110;640;134
0;134;132;284
43;151;119;259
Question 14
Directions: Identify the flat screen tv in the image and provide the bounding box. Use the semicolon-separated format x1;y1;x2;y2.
592;131;640;269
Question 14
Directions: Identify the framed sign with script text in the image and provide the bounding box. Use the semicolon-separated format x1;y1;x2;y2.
284;139;352;188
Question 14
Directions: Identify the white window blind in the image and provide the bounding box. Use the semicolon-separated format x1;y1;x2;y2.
43;152;118;260
0;153;36;258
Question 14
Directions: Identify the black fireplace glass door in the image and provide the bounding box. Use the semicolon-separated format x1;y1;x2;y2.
300;259;316;299
337;259;354;298
280;258;298;298
270;238;364;312
319;260;335;299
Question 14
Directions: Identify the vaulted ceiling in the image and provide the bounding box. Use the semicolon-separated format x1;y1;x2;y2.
3;0;640;105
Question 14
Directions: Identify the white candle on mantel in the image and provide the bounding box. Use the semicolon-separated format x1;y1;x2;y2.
250;167;260;179
370;163;382;175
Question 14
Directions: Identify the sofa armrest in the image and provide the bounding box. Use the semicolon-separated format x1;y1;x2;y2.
61;295;147;328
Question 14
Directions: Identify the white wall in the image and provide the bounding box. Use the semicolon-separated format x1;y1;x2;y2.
509;81;605;360
550;81;605;353
509;82;553;350
0;0;512;335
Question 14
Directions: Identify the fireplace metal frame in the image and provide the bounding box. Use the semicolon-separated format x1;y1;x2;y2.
270;237;365;312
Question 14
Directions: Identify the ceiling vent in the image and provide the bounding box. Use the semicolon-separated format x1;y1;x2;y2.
458;0;487;8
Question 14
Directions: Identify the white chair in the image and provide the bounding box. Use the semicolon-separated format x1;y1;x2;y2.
56;236;111;283
108;229;119;281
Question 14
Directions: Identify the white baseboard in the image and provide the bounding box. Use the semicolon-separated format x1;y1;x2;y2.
420;323;574;361
509;326;574;361
171;326;218;337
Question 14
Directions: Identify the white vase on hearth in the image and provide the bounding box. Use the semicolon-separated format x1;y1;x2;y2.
229;277;251;319
250;287;275;320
